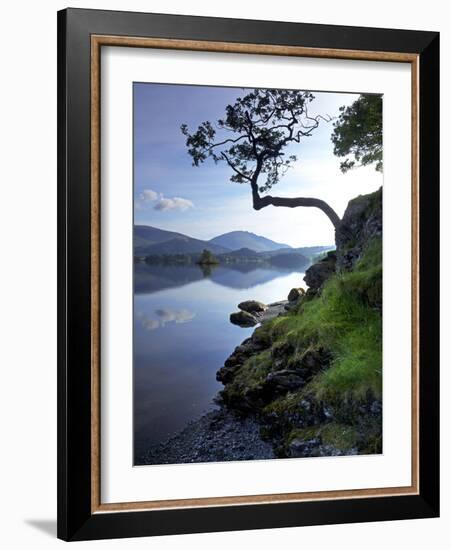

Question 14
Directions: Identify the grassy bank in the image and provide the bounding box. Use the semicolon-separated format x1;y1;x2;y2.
220;236;383;457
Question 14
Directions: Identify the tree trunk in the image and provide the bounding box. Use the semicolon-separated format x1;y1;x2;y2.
248;168;341;229
251;185;341;229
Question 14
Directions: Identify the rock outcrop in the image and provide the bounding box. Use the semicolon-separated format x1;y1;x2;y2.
303;251;337;293
336;187;382;271
217;335;269;384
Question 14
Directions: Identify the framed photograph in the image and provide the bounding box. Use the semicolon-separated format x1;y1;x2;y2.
57;8;439;541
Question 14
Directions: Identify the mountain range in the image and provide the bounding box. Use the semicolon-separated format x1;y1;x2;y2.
134;225;332;258
209;231;290;253
134;225;229;255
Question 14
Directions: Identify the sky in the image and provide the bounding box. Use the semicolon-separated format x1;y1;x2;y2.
134;83;383;247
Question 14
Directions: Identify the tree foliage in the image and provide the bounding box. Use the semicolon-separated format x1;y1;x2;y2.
331;94;383;173
180;88;352;230
197;249;219;265
181;89;330;193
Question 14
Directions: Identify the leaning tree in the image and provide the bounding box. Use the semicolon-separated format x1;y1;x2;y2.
181;89;381;231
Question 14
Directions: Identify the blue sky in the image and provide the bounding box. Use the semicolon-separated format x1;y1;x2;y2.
134;83;382;247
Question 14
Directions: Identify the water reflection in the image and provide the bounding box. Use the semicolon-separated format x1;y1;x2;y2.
133;263;307;461
138;308;196;331
134;262;303;294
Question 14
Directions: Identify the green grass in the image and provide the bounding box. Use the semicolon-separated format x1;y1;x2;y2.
223;236;382;417
220;235;383;455
230;351;272;391
298;238;382;401
288;423;359;452
220;351;272;406
261;237;382;402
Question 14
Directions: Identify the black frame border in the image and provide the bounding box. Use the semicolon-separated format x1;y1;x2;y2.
57;8;439;541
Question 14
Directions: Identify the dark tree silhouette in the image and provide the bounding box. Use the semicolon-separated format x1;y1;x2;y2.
181;89;341;229
197;249;219;265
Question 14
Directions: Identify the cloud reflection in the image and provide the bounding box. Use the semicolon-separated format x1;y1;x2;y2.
138;308;195;331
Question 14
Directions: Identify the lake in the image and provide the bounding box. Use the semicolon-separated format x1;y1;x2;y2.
133;262;307;461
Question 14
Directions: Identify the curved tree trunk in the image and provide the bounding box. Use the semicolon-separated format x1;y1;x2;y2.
250;180;341;229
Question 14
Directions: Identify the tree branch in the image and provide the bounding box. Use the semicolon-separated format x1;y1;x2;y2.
207;134;247;151
251;188;341;229
221;152;252;182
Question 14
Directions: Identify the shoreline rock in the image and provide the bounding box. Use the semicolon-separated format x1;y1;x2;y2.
238;300;267;314
287;287;305;302
230;300;289;327
303;251;336;293
230;310;258;327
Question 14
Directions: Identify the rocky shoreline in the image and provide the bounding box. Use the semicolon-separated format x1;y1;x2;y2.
215;188;383;459
136;407;275;465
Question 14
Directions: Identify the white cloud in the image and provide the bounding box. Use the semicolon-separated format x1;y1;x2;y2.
138;309;195;331
140;189;159;202
138;316;160;331
137;188;194;212
154;196;194;211
155;308;195;324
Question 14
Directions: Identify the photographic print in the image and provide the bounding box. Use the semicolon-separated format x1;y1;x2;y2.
58;12;440;539
133;83;383;466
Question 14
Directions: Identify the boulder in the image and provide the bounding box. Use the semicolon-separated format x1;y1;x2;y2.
216;363;241;384
264;370;305;394
304;251;337;292
230;310;258;327
238;300;267;314
218;337;267;384
287;287;305;302
291;347;332;378
250;328;272;349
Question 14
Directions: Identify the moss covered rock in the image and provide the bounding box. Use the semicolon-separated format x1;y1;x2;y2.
336;187;382;271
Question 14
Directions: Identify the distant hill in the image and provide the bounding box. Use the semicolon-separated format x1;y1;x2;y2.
138;237;230;256
134;226;229;255
209;231;291;253
219;247;260;258
134;225;332;258
263;245;333;258
269;252;309;268
134;225;191;252
294;245;334;258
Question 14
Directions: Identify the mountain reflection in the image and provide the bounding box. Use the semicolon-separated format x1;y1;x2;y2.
134;263;303;294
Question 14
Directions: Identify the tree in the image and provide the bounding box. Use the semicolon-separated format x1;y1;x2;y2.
331;94;382;173
197;249;219;265
181;89;341;229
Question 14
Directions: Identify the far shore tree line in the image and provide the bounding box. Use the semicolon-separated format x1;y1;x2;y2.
140;249;312;270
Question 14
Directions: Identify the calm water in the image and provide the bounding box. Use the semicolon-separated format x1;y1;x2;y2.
133;263;307;460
